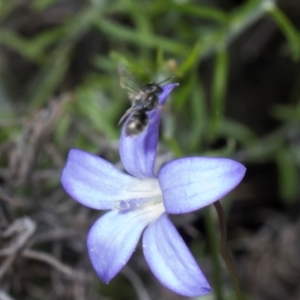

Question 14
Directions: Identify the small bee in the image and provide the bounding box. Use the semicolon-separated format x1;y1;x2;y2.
118;64;169;136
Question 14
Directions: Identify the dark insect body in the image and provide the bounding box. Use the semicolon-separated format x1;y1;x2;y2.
126;110;148;136
118;64;166;137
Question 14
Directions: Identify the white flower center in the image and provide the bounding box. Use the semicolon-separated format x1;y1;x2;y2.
113;178;164;217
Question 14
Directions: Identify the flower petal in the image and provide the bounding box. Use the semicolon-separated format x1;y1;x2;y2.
87;204;165;283
158;83;179;105
119;83;178;179
158;157;246;214
143;214;211;297
61;149;161;210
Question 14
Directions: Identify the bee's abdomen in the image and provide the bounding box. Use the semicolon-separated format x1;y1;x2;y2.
126;110;149;136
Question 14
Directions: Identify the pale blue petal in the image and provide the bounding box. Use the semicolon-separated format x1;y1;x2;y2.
87;207;160;283
61;149;160;210
119;83;178;179
143;214;211;297
158;157;246;214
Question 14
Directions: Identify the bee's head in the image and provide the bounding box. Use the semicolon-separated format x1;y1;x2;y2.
143;83;163;94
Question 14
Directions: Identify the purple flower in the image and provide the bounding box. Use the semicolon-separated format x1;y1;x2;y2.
61;84;246;297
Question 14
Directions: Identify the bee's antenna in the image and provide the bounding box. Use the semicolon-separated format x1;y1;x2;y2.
157;76;174;85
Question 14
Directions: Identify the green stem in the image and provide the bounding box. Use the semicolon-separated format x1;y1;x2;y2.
205;208;224;300
213;201;243;300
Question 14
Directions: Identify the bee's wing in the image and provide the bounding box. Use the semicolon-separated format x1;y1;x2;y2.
118;107;135;125
118;63;142;104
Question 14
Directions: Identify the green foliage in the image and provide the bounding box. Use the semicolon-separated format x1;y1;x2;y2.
1;0;300;298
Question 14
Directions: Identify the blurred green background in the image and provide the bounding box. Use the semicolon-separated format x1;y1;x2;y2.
1;0;300;299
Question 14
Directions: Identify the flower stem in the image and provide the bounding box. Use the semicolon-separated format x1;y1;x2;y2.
213;201;243;300
204;208;224;300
